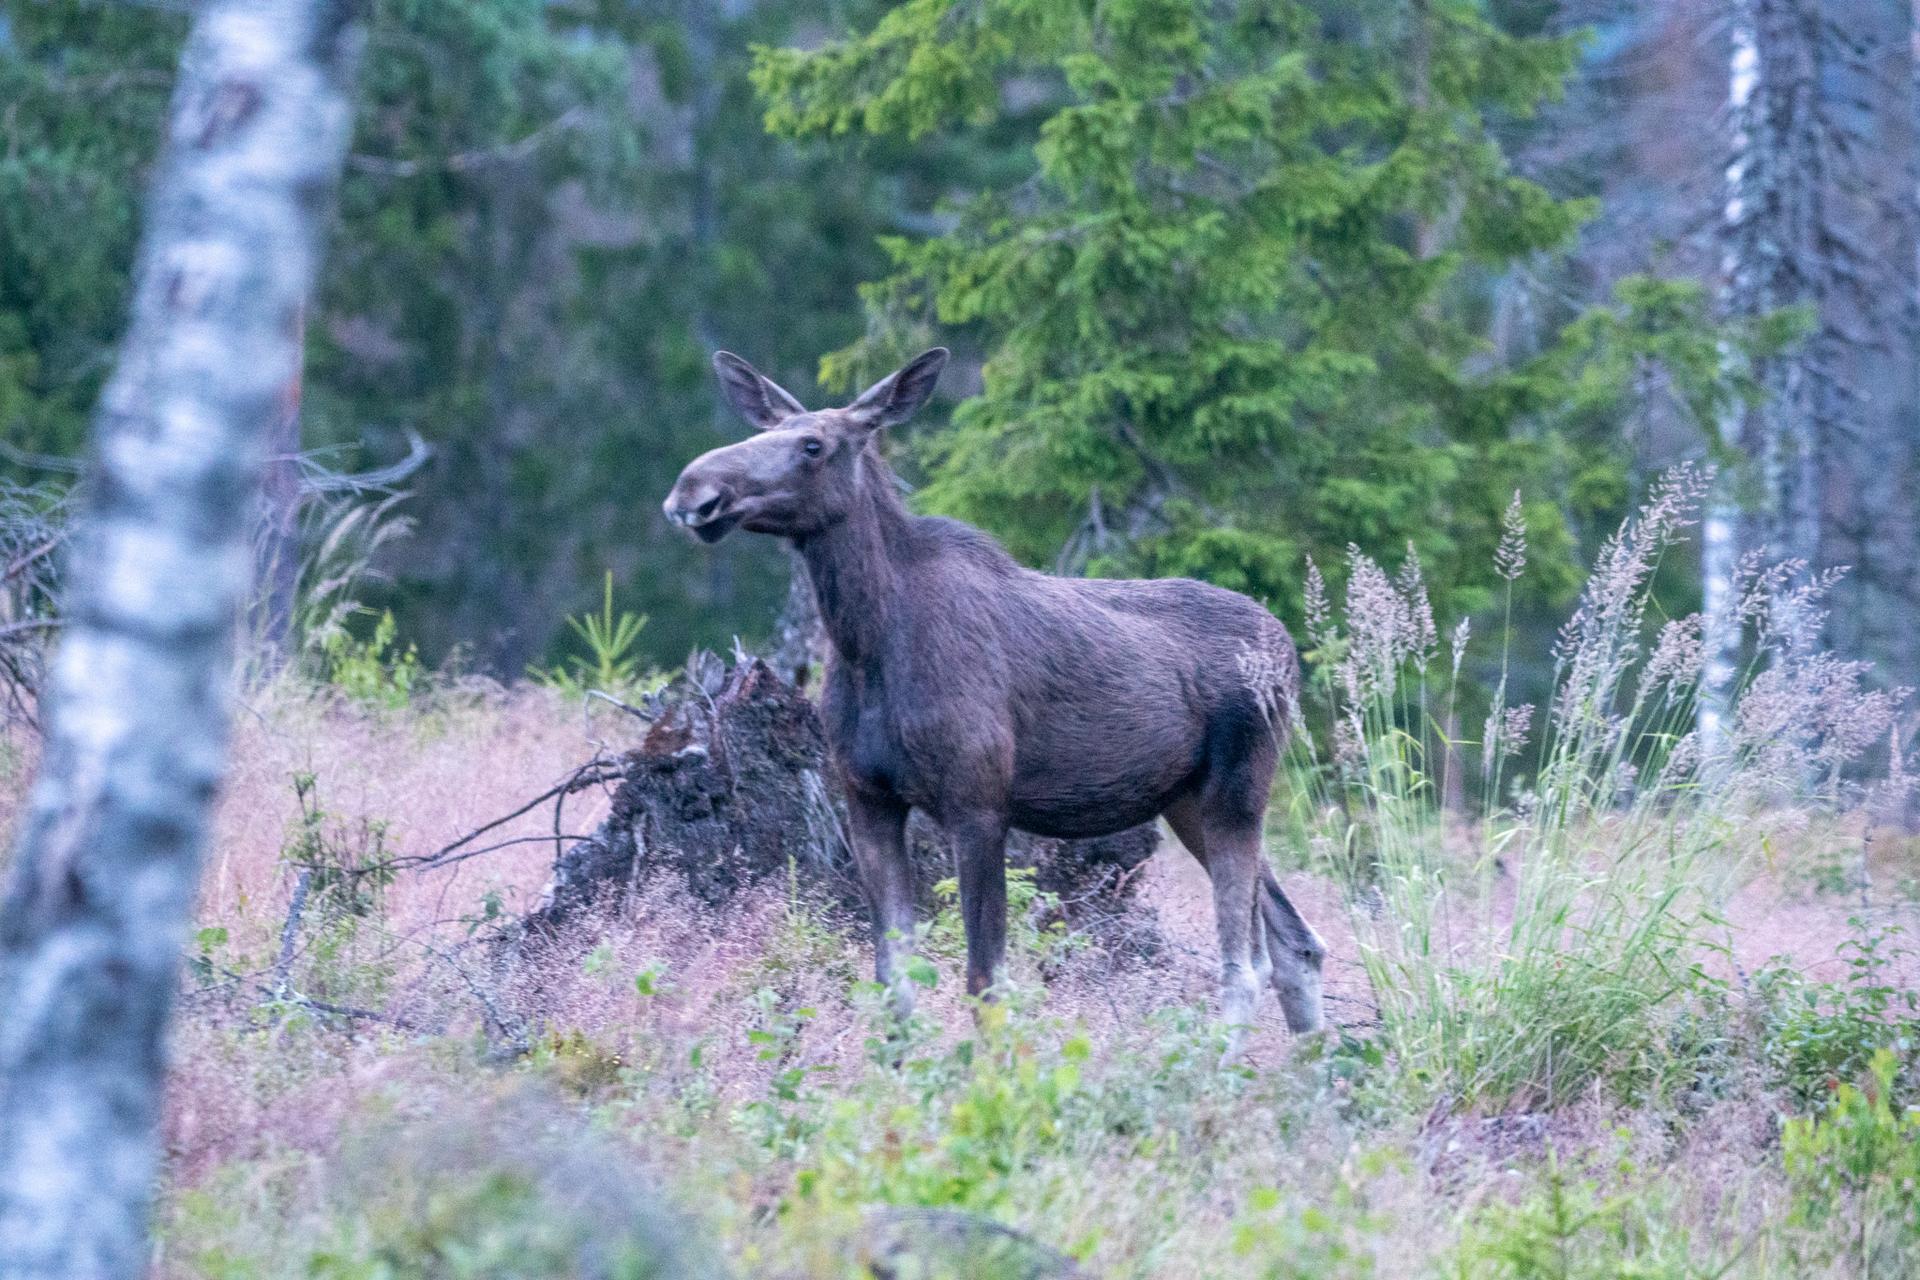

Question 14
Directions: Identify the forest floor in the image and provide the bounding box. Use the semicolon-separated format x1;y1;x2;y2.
3;679;1918;1279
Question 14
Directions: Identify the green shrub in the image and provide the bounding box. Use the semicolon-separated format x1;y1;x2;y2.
1229;1177;1387;1280
786;1012;1090;1220
1782;1049;1920;1275
1754;922;1917;1111
1447;1155;1709;1280
277;772;397;1010
317;608;420;710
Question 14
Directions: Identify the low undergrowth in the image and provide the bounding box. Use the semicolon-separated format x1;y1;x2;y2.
150;874;1920;1279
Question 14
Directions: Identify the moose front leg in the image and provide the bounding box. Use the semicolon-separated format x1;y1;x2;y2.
845;789;916;1019
945;809;1011;999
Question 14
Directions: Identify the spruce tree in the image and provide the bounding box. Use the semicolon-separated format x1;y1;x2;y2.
755;0;1756;624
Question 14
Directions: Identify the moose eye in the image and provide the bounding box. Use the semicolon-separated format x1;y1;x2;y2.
801;438;824;458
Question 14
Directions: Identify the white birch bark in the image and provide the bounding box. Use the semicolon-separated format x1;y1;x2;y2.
1702;5;1764;755
0;4;356;1277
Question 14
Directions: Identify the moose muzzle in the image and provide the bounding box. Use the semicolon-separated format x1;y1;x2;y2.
662;476;740;543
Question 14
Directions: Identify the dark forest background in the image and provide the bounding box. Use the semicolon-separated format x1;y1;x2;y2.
4;0;1916;712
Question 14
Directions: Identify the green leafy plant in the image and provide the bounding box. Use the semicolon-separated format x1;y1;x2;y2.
736;987;833;1159
1229;1175;1387;1280
531;571;652;697
1446;1154;1710;1280
187;925;231;986
280;772;397;1008
1755;921;1918;1110
1782;1049;1920;1274
531;1028;629;1098
923;865;1085;979
317;608;421;711
784;1012;1090;1221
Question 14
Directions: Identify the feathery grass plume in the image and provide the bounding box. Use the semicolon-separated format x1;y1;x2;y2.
1342;546;1410;703
1396;544;1438;675
1641;615;1705;702
1481;703;1533;768
1287;463;1909;1110
1303;557;1333;651
291;490;416;671
1495;490;1527;582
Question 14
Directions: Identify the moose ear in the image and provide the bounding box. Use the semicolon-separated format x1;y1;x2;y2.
844;348;948;432
713;351;807;430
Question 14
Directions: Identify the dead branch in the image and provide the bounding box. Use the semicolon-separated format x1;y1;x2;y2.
399;759;623;872
272;870;313;998
216;965;420;1031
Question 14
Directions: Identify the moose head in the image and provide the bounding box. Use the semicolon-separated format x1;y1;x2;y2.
663;348;948;543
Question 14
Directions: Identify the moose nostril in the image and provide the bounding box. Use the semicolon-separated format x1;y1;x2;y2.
694;493;723;520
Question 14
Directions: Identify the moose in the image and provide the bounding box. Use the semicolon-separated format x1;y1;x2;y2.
664;348;1326;1045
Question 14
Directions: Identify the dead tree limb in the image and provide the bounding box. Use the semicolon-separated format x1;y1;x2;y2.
0;5;359;1277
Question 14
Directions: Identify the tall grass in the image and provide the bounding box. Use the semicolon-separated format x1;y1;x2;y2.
1288;465;1911;1109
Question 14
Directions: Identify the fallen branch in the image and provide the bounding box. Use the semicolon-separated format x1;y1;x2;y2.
397;759;623;873
218;965;421;1032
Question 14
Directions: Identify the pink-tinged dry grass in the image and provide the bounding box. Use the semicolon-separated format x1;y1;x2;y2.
202;678;622;947
5;675;1918;1278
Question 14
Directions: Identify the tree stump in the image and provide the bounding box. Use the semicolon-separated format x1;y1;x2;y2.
522;653;1161;941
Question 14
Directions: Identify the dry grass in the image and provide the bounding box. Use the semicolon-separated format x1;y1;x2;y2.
2;669;1917;1278
206;677;606;932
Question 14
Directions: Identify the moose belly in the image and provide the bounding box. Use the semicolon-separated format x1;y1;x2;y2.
1007;792;1172;840
1005;724;1197;839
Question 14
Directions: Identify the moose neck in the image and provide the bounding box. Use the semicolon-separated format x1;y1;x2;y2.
794;451;912;665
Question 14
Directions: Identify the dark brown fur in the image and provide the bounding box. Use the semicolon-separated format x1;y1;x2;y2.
665;350;1325;1039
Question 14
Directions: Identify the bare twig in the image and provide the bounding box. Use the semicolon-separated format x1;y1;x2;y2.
2;537;62;583
374;924;527;1057
0;441;83;475
294;429;432;495
398;760;623;872
586;688;652;721
413;833;600;871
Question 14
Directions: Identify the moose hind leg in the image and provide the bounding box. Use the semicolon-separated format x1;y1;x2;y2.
1203;820;1264;1050
1165;796;1260;1051
846;789;916;1020
1260;868;1327;1034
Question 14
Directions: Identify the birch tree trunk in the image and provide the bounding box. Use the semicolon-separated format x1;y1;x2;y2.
0;5;356;1277
1701;2;1765;755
